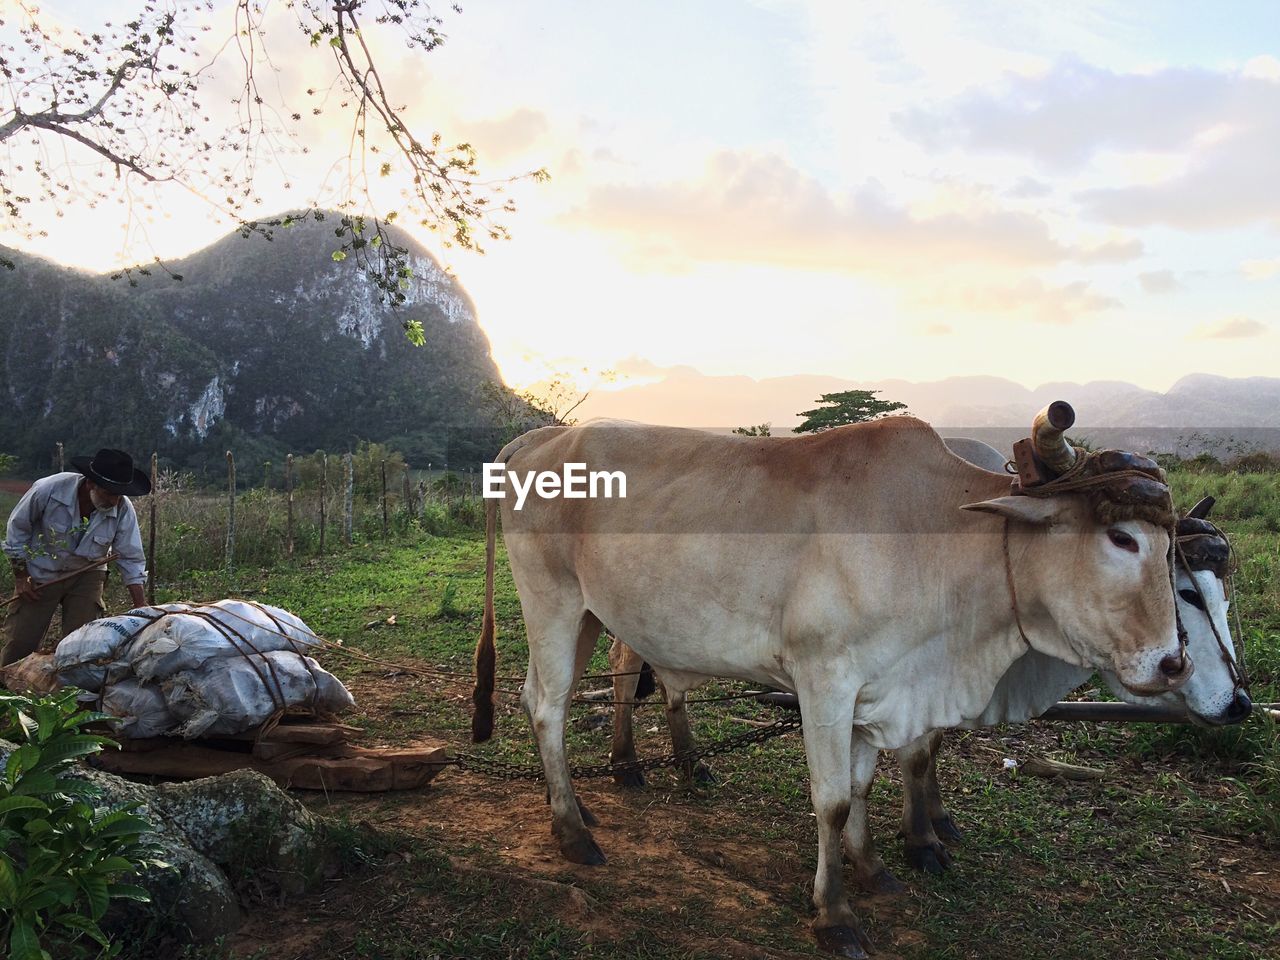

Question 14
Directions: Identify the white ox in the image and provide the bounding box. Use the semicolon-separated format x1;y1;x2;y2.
605;437;1249;885
472;409;1190;958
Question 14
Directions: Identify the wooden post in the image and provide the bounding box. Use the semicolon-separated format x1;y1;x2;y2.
319;454;328;554
343;452;354;545
381;459;388;538
225;450;236;573
402;465;412;524
55;441;64;472
147;453;157;606
417;479;426;520
285;453;295;559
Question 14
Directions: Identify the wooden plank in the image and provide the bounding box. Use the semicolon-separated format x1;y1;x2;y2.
92;739;449;793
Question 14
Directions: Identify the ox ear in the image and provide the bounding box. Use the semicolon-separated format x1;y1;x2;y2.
961;496;1066;526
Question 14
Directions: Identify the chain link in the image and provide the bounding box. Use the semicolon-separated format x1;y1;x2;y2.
448;713;803;782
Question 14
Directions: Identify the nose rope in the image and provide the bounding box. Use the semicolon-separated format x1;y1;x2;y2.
1168;531;1189;667
1002;519;1034;650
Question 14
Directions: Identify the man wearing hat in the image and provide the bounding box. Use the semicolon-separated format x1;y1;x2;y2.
2;449;151;666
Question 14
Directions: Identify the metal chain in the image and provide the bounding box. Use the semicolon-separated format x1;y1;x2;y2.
448;713;804;782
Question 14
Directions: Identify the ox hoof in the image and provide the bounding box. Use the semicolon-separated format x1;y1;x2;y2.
559;832;607;866
863;867;907;895
933;814;963;845
904;842;951;874
575;797;599;827
692;761;716;785
613;769;646;789
815;924;872;958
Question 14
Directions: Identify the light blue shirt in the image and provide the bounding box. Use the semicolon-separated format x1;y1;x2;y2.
3;472;148;586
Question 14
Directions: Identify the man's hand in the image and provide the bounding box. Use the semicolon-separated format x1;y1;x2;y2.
15;575;41;603
127;583;147;609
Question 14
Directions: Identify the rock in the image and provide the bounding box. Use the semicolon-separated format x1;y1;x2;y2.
0;739;329;948
155;770;328;895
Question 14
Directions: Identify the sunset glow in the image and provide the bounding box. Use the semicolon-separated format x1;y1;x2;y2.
5;0;1279;400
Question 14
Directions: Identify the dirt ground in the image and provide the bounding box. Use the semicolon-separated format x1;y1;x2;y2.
224;703;1280;960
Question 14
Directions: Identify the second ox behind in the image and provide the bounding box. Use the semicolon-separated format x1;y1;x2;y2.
472;403;1191;959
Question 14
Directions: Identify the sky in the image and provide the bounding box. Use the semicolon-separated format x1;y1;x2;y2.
4;0;1280;395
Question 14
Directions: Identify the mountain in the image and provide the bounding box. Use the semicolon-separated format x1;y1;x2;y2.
0;213;505;475
578;367;1280;453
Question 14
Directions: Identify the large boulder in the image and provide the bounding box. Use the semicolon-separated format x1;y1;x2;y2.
0;739;330;947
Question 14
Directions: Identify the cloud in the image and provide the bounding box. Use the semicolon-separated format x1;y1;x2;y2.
896;60;1280;230
1007;176;1052;199
1138;270;1179;293
1075;237;1144;263
1241;256;1280;280
921;278;1120;325
895;60;1270;169
1189;317;1268;340
452;108;551;163
566;151;1117;273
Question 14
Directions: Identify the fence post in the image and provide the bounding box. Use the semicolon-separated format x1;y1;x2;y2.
402;465;412;525
319;454;328;554
147;453;157;606
343;452;354;546
285;453;295;559
55;441;64;473
225;450;236;573
417;479;426;522
381;458;388;538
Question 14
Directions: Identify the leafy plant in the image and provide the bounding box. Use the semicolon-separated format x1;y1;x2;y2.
0;690;162;960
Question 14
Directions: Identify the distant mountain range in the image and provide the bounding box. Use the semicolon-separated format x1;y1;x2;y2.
0;213;505;474
578;367;1280;454
3;215;1276;474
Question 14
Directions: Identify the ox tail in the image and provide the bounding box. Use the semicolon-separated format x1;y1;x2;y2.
471;494;499;742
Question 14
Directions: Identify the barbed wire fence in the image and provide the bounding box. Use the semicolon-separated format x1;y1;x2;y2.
25;444;489;592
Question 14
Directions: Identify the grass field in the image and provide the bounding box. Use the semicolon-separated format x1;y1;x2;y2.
140;509;1278;960
2;474;1278;959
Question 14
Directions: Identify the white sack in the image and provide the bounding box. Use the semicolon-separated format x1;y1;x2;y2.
100;679;177;740
163;651;353;738
53;604;192;691
129;600;319;682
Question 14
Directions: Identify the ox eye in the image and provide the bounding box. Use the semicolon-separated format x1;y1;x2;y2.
1107;528;1139;553
1178;588;1206;611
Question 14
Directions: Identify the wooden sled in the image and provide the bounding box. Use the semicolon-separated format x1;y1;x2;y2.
92;718;449;792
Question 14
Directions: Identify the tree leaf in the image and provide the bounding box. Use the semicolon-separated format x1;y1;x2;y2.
53;912;110;947
0;855;18;905
8;918;43;960
105;882;151;903
0;795;49;817
79;874;109;920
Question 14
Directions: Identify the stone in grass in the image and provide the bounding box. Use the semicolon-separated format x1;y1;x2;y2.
1;739;329;947
154;769;329;896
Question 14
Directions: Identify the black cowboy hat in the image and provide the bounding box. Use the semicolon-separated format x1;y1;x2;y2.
69;449;152;496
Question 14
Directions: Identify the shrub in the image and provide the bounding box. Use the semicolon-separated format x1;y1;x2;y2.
0;690;162;960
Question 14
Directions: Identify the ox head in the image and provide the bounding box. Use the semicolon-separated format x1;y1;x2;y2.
961;402;1190;696
1109;497;1251;725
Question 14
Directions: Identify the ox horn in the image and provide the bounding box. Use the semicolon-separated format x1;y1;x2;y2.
1187;495;1215;520
1031;400;1077;475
